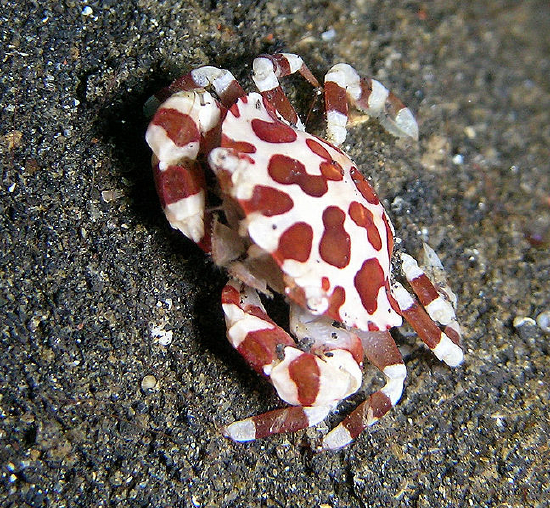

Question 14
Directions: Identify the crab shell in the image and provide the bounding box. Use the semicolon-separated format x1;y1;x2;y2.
208;92;402;333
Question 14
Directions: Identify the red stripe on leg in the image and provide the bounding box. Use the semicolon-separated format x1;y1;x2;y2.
251;407;309;438
407;273;440;306
400;299;442;349
321;390;394;451
324;80;348;116
222;281;295;376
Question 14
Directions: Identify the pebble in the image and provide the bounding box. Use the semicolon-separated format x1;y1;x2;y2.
141;375;157;391
321;28;336;41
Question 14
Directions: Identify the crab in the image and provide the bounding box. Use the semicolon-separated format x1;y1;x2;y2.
145;53;463;451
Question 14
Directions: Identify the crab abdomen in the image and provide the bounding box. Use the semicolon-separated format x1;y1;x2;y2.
210;93;402;332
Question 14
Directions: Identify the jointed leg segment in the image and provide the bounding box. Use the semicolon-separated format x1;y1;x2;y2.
324;63;419;145
391;250;463;367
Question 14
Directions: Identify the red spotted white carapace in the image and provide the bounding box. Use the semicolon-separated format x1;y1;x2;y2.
145;53;463;450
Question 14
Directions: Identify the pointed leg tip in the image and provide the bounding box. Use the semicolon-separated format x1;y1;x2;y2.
395;108;419;140
222;419;257;442
433;336;464;367
445;346;464;367
321;425;353;451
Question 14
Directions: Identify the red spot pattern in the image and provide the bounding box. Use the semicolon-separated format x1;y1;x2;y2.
354;258;385;315
268;154;328;197
240;185;294;216
350;167;380;205
288;353;320;406
321;277;330;291
349;201;382;251
327;286;345;321
275;222;313;263
319;206;351;268
305;139;344;181
306;138;332;160
229;102;240;118
320;161;344;181
152;108;200;147
251;118;297;143
154;161;204;206
221;134;256;153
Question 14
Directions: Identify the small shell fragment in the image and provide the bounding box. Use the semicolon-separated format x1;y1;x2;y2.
141;375;158;391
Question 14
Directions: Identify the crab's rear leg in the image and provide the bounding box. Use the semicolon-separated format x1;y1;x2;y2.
221;280;362;442
252;53;320;129
324;63;419;145
321;330;407;451
390;251;464;367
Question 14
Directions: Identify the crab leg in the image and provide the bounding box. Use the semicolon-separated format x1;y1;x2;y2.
391;281;463;367
324;63;419;145
321;330;406;450
221;280;362;442
252;53;320;129
400;251;462;345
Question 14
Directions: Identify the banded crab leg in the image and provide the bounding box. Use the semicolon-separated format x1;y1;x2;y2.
252;53;320;129
221;280;363;442
401;244;462;345
390;251;464;367
324;63;419;145
321;330;407;451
